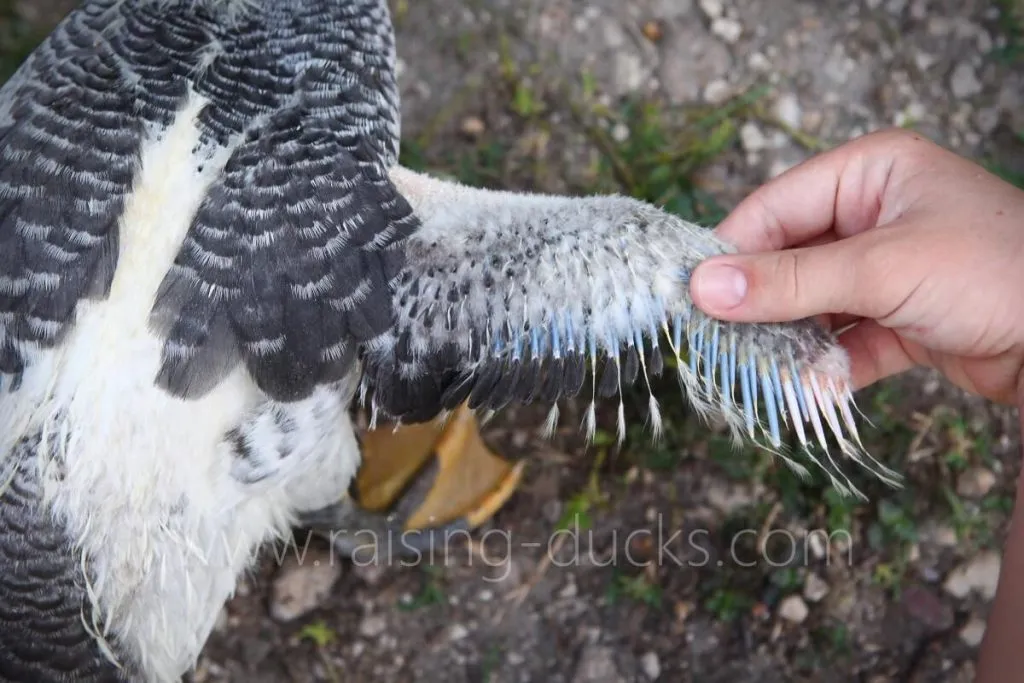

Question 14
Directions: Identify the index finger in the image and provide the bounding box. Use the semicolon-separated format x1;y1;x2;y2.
715;128;911;253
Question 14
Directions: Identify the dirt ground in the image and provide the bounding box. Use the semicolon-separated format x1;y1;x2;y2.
4;0;1024;681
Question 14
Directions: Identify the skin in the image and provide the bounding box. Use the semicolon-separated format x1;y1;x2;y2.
688;127;1024;680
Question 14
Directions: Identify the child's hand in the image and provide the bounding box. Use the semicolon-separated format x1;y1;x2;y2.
689;128;1024;406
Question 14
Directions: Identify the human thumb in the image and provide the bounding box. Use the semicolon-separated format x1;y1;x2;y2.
689;236;883;323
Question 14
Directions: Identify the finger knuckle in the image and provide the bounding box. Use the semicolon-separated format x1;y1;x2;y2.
849;232;900;315
864;126;919;149
772;250;804;307
864;126;941;163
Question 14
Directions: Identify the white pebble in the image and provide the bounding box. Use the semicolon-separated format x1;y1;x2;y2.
359;614;387;638
739;122;768;152
950;62;982;99
640;651;661;680
269;552;342;623
943;551;1002;600
748;52;771;72
960;617;987;647
778;595;809;624
703;79;732;104
803;573;830;603
698;0;724;19
956;467;997;499
610;122;630;143
773;93;802;129
711;18;742;43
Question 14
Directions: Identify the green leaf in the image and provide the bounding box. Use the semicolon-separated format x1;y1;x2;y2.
298;620;337;648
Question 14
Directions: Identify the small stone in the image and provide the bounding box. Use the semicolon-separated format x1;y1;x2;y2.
685;618;720;655
711;17;742;43
943;551;1002;600
921;521;959;548
803;573;830;603
610;122;630;143
460;116;486;138
801;110;824;132
659;27;733;104
191;659;212;683
612;50;648;95
573;644;624;683
928;17;952;36
905;101;928;123
773;93;802;129
640;651;661;680
674;600;694;623
359;614;388;638
601;20;626;49
739;122;768;153
957;467;997;498
914;51;937;72
902;585;955;632
778;595;809;624
976;29;993;54
950;62;983;99
449;624;470;641
960;616;987;647
806;530;827;560
950;101;973;131
651;0;695;19
962;129;987;147
748;52;771;72
702;79;732;104
974;107;1002;135
641;20;663;43
269;550;342;622
698;0;724;19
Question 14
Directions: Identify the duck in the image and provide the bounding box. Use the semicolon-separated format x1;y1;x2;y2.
0;1;897;681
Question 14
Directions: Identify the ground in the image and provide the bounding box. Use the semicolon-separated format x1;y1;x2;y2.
2;0;1024;681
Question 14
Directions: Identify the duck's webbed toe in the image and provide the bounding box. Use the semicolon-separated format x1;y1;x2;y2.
298;403;523;563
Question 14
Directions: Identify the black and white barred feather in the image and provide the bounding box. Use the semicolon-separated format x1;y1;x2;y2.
0;0;414;402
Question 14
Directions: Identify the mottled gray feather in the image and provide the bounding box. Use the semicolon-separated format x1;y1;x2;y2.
0;436;129;682
0;0;144;373
147;0;417;401
0;0;415;402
